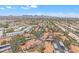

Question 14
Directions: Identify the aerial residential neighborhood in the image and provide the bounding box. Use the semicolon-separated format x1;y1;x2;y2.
0;15;79;53
0;5;79;53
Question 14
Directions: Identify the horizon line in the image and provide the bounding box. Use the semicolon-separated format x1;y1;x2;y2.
0;14;79;18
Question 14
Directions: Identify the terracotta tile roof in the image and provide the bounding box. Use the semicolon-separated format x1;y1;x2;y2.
43;32;49;39
69;44;79;53
43;41;54;53
60;36;69;41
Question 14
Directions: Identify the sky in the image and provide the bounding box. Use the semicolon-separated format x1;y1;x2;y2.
0;5;79;17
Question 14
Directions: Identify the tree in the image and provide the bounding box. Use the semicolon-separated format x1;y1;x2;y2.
34;31;43;38
64;40;71;48
10;37;23;53
3;23;9;28
35;45;44;52
6;28;14;33
1;40;6;45
16;37;26;44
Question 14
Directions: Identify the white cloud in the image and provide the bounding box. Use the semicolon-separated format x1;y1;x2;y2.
6;6;12;9
0;7;5;10
21;6;29;9
21;5;38;9
30;5;37;8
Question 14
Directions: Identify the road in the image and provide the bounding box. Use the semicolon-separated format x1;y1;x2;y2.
52;39;68;53
0;44;11;52
54;22;79;43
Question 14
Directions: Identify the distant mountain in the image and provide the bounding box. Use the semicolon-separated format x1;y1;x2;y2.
0;15;79;20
